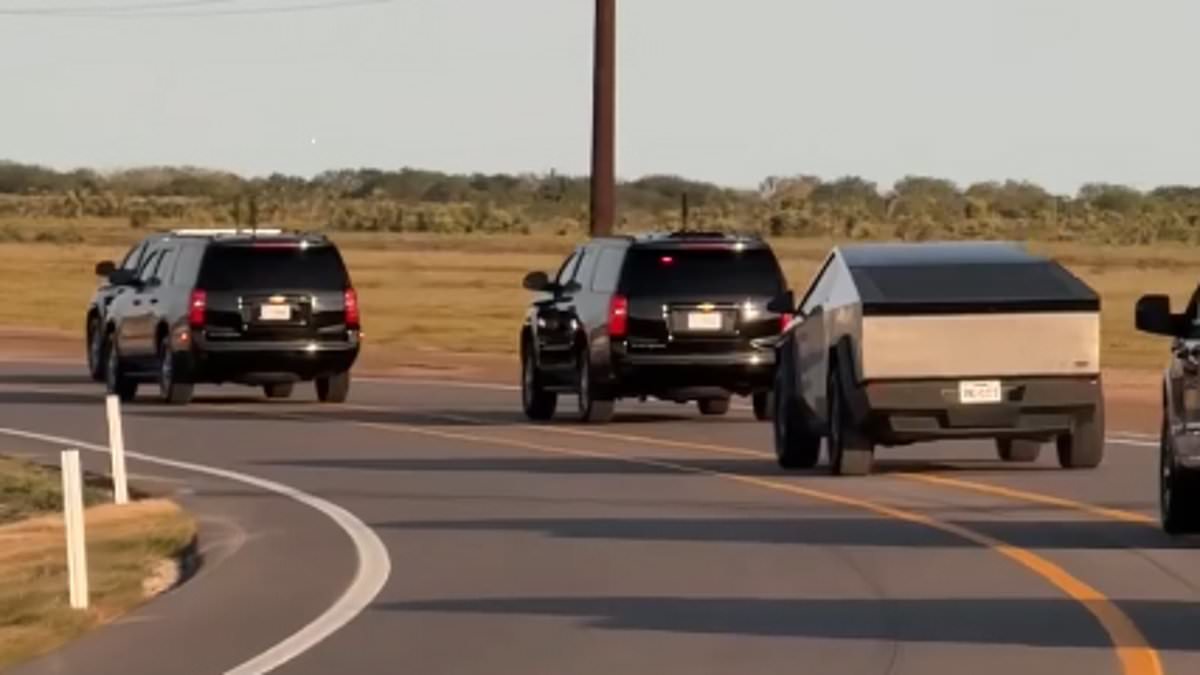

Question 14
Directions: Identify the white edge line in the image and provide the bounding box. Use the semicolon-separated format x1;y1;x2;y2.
0;426;391;675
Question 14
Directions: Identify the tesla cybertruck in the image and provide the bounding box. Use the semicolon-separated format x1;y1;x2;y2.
768;241;1103;476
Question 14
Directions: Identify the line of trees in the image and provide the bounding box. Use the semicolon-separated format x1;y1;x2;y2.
2;160;1200;243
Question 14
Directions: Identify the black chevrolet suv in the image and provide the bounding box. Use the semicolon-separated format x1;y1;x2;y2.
519;232;789;423
90;229;361;405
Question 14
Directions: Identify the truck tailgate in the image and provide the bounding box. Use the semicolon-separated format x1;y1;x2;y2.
860;311;1099;380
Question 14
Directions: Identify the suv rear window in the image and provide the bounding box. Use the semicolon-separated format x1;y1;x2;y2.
621;247;784;296
197;245;349;291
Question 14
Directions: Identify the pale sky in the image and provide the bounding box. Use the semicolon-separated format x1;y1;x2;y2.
1;0;1197;194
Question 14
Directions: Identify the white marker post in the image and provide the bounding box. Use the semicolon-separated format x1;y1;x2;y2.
61;450;89;610
105;395;129;505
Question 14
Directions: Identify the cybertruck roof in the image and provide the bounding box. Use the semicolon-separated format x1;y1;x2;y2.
834;241;1099;315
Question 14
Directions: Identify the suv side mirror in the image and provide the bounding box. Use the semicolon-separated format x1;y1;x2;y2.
523;271;553;292
767;290;795;315
108;269;139;287
1136;294;1184;336
95;260;116;277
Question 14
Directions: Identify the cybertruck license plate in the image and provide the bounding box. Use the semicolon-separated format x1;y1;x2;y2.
959;380;1001;405
259;304;292;321
687;312;722;331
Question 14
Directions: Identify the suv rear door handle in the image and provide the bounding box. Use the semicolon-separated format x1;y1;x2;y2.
132;300;142;307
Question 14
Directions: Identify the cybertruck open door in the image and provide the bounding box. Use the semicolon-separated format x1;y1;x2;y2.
772;241;1104;476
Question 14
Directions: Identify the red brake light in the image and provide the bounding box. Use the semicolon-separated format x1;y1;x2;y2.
608;294;628;338
188;289;207;329
659;255;674;265
344;288;361;329
780;312;793;332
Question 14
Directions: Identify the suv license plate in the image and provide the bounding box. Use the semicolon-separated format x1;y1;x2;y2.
260;304;292;321
959;380;1002;405
687;312;722;331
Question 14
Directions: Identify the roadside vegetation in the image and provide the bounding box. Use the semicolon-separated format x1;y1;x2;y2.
0;159;1192;371
0;456;196;670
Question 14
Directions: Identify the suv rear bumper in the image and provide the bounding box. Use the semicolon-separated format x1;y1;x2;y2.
186;336;359;384
610;350;775;397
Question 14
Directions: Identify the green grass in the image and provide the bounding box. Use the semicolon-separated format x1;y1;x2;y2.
0;456;196;670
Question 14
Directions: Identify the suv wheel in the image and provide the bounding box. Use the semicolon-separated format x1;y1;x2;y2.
521;346;557;421
996;439;1042;462
753;391;774;422
1056;403;1104;469
773;368;820;470
158;337;194;405
697;397;731;416
87;316;106;382
316;371;351;403
1162;417;1200;534
827;372;873;476
264;383;294;400
576;353;614;424
106;339;138;403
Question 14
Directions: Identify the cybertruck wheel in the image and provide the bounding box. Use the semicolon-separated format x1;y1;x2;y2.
263;383;294;400
1161;417;1200;535
105;339;138;403
753;391;774;422
158;336;194;406
698;397;731;416
1056;403;1104;469
316;371;351;403
521;346;557;421
87;316;105;382
828;373;873;476
773;368;819;470
576;354;614;424
996;439;1042;463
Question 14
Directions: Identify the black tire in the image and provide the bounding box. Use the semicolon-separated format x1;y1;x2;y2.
263;382;294;400
698;397;731;416
1056;403;1104;469
827;372;873;476
996;439;1042;462
773;367;820;470
521;345;557;421
753;391;774;422
86;315;105;382
158;336;194;405
1161;416;1200;535
576;353;614;424
105;338;138;403
316;370;351;403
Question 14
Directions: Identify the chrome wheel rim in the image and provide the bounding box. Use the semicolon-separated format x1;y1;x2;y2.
522;354;534;409
160;348;173;395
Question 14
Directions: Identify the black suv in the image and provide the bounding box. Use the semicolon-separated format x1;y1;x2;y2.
91;229;361;405
519;231;789;423
1136;289;1200;534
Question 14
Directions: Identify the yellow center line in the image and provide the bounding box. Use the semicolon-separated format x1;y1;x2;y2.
244;404;1160;675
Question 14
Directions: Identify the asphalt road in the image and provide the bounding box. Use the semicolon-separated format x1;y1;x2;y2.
2;360;1200;675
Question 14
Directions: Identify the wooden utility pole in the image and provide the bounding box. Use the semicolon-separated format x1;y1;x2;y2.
590;0;616;236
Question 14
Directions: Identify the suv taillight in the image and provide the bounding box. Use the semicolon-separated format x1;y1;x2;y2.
780;312;793;332
188;289;207;329
608;295;628;338
344;288;361;329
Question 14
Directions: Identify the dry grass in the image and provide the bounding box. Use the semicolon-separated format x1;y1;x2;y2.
0;234;1191;370
0;457;196;670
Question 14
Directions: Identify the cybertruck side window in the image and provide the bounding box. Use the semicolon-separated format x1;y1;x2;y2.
800;255;838;315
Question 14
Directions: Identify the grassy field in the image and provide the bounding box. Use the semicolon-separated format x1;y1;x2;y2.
0;229;1192;370
0;456;196;669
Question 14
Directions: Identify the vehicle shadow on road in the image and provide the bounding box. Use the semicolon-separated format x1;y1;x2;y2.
370;514;1178;551
375;595;1200;651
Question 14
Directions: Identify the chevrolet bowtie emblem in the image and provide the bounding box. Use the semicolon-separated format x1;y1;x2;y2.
269;295;286;304
698;303;716;312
